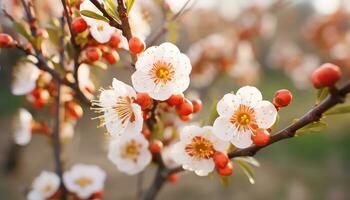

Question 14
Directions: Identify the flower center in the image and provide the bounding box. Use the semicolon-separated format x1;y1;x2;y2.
97;25;104;31
41;184;53;193
75;177;93;188
230;104;257;132
114;96;135;124
121;139;142;162
149;61;175;85
185;136;215;160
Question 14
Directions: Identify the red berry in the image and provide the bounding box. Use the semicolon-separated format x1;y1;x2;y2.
217;162;233;176
176;99;193;116
128;37;145;54
167;173;178;183
191;99;202;113
179;114;192;121
72;17;88;34
0;33;15;48
142;128;151;140
251;129;270;147
213;152;229;169
149;140;163;154
86;48;102;62
135;93;152;110
103;51;120;64
167;94;184;106
311;63;341;88
273;89;292;107
108;33;122;48
65;101;83;120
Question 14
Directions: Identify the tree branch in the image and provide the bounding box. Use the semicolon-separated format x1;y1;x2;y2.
147;81;350;199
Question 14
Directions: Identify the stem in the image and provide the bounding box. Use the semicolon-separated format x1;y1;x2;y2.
53;79;67;200
136;172;144;199
141;166;167;200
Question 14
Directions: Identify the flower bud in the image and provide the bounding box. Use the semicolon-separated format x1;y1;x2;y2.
311;63;341;88
0;33;15;48
217;162;233;176
273;89;292;107
128;37;145;54
252;129;270;147
103;51;120;64
176;99;193;116
72;17;88;34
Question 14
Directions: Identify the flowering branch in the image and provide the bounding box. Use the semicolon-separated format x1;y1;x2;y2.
145;81;350;200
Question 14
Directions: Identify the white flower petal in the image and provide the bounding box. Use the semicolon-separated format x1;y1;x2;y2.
112;78;136;98
131;70;156;93
213;116;235;141
99;89;116;108
231;130;253;149
254;100;277;128
236;86;262;106
217;93;239;116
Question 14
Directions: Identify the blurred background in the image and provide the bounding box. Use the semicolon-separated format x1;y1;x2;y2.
1;0;350;199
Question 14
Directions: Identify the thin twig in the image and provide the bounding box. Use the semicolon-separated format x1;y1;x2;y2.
88;0;122;29
146;0;195;46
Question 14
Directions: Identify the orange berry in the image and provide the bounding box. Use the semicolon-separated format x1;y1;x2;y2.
86;48;102;62
167;94;184;106
217;162;233;176
149;140;163;154
72;17;88;34
0;33;15;48
251;129;270;147
191;99;202;113
142;128;151;140
128;37;145;54
311;63;341;88
213;152;229;169
135;93;153;110
176;99;193;116
273;89;292;107
108;33;122;48
167;173;178;183
103;51;120;64
179;114;192;121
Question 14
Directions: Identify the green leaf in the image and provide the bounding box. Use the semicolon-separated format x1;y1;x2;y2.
234;157;260;167
324;103;350;116
235;159;255;184
80;10;109;23
296;121;327;136
126;0;135;13
103;0;121;23
13;21;34;42
207;99;218;125
316;87;329;104
91;61;108;70
167;21;178;43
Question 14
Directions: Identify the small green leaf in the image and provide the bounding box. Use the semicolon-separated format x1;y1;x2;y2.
126;0;135;13
324;103;350;116
91;61;108;70
103;0;121;23
207;99;218;125
13;21;34;42
316;87;329;104
296;121;327;136
167;21;178;43
80;10;109;23
235;160;255;184
234;157;260;167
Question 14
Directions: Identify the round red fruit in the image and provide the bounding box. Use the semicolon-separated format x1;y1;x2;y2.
213;152;229;169
135;93;152;110
311;63;341;88
217;162;233;177
103;51;120;64
0;33;15;48
149;140;163;154
176;99;193;116
167;173;178;183
191;99;202;113
252;129;270;147
108;33;122;48
273;89;292;107
128;37;145;54
72;17;88;34
179;114;192;121
167;94;184;106
86;48;102;62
